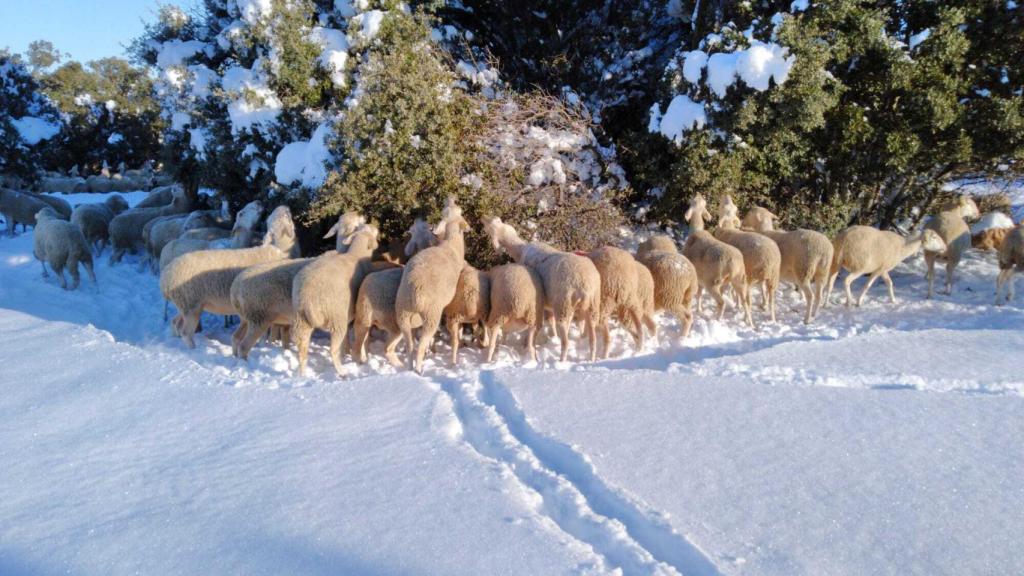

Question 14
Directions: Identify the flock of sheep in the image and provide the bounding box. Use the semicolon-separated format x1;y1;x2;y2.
2;182;1023;377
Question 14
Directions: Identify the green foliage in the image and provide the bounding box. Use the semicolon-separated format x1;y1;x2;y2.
0;55;61;182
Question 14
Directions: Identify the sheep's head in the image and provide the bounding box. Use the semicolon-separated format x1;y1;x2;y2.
921;228;947;252
105;194;129;214
441;196;462;222
35;207;61;222
684;194;712;228
234;200;265;232
183;210;217;231
957;195;980;221
324;211;367;247
436;215;471;240
405;219;436;257
482;216;519;251
742;206;777;232
343;223;381;253
262;206;298;255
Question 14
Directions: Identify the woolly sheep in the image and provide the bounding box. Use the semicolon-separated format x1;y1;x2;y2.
145;208;225;269
70;194;129;252
682;230;753;326
588;246;656;358
109;185;191;264
826;226;947;307
684;193;713;231
973;227;1012;252
396;213;471;374
351;222;435;366
714;202;780;323
160;206;300;349
323;211;368;253
33;208;96;290
229;256;315;360
482;216;601;363
29;193;72;219
995;225;1024;304
179;227;232;242
743;206;834;324
485;263;545;363
924;195;980;298
291;224;381;376
0;188;51;235
135;186;176;209
636;235;699;340
443;263;492;366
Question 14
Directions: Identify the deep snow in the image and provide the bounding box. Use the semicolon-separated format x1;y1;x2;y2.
1;190;1023;575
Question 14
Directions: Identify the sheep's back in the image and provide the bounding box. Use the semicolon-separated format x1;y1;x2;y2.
294;254;367;328
926;211;971;256
998;228;1024;270
489;264;544;323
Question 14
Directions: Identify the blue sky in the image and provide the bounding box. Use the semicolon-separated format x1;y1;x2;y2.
0;0;186;63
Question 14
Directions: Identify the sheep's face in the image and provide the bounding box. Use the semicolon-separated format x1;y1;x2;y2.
234;201;264;233
685;194;712;225
106;195;129;214
325;211;367;243
405;219;436;257
263;206;297;249
922;229;947;252
958;196;980;221
441;196;463;222
742;207;776;232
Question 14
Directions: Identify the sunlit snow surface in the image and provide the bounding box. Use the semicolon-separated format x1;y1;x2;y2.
1;189;1022;575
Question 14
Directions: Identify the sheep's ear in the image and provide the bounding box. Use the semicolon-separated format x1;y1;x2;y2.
323;222;340;239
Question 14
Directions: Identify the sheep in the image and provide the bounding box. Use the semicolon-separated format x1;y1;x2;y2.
145;208;226;269
973;227;1012;252
158;201;265;273
374;218;438;264
291;224;381;376
482;216;601;363
588;246;656;358
1;188;55;235
485;264;545;363
70;194;129;253
323;211;367;253
682;230;753;326
714;201;781;323
37;175;87;193
718;195;741;229
684;193;713;231
135;185;176;209
742;206;834;324
923;195;980;298
32;208;96;290
636;235;699;340
826;226;947;307
351;221;436;367
229;256;315;360
995;225;1024;305
180;227;232;242
109;186;191;264
396;213;471;374
160;206;300;349
443;263;492;366
28;193;73;219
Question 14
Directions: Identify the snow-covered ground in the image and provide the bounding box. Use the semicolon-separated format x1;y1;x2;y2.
1;190;1023;575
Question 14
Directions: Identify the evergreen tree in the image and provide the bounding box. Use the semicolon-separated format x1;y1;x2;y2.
0;55;61;182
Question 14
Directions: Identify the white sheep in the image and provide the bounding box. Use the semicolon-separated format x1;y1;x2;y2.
682;230;753;326
351;220;437;366
1;188;51;234
684;193;713;231
588;246;656;358
995;224;1024;304
229;256;315;360
109;185;191;264
482;216;601;363
636;235;699;340
135;186;176;209
743;206;834;324
33;208;96;290
145;208;227;270
373;218;437;264
826;225;947;307
485;263;545;363
70;194;129;252
923;195;980;297
714;201;781;323
291;224;381;376
160;206;300;349
323;211;368;253
443;263;491;366
29;192;72;219
396;213;471;374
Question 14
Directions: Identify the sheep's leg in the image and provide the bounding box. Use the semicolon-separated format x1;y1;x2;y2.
525;326;538;363
231;320;249;356
399;319;416;371
597;316;612;360
628;309;645;352
825;271;840;308
856;273;881;307
695;285;704;314
486;324;502;363
412;313;441;375
68;262;81;291
353;321;371;364
925;254;936;299
448;320;461;366
163;300;169;322
383;333;404;367
280;325;291;352
181;310;202;349
555;319;571;362
882;272;897;303
995;269;1009;304
292;320;314;377
738;280;755;328
54;263;68;290
1007;272;1017;302
760;280;769;311
710;284;726;320
237;321;269;361
39;260;49;278
843;272;862;306
799;281;814;324
329;327;347;377
674;305;694;342
767;281;777;323
944;258;957;295
585;314;598;363
643;313;657;341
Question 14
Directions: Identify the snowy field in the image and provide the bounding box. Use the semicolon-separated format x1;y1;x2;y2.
1;191;1023;575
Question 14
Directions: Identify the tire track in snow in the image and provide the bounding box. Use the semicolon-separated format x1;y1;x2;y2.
432;371;721;576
